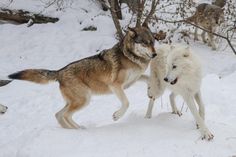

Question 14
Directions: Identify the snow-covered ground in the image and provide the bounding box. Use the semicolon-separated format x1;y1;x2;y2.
0;0;236;157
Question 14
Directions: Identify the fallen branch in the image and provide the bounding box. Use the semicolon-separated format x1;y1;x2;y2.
0;80;12;87
0;8;59;26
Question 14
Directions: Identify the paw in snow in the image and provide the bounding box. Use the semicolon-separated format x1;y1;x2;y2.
201;129;214;141
145;114;152;119
113;110;124;121
171;110;182;117
196;123;200;129
79;125;86;129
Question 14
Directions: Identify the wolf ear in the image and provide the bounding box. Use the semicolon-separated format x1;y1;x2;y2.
183;46;190;57
127;27;136;38
142;22;149;29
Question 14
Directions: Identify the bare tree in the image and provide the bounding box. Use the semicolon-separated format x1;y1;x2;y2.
108;0;124;41
108;0;159;43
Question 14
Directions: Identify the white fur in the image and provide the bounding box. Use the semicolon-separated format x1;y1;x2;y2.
0;104;7;114
145;44;214;140
123;69;142;88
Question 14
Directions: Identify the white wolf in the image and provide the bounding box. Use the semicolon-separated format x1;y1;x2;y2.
145;44;214;140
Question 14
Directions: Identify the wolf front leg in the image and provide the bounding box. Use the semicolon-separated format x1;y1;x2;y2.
207;29;217;50
145;82;158;119
183;94;214;140
169;92;182;116
145;97;155;118
194;27;199;41
194;91;205;120
110;86;129;121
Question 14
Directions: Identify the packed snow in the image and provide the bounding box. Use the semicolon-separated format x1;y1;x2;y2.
0;0;236;157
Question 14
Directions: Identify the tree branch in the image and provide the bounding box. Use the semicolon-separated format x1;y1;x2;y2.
136;0;146;27
108;0;124;41
0;8;59;26
155;17;236;55
143;0;159;25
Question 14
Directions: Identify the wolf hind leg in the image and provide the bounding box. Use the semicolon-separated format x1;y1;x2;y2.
57;82;91;129
194;91;205;120
64;97;90;129
55;104;74;129
183;94;213;140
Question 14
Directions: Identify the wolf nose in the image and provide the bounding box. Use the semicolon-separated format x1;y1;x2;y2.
164;77;168;82
152;53;157;58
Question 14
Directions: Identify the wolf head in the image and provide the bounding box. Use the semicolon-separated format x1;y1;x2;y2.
215;9;224;25
207;5;225;25
164;45;192;85
124;25;156;60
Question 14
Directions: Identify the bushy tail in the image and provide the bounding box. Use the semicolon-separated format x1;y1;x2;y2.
0;80;12;87
8;69;59;84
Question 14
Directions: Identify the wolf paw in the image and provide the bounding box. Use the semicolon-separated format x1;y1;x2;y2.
196;123;200;129
211;46;217;51
194;37;199;41
201;130;214;141
172;110;182;117
145;114;152;119
113;110;124;121
79;125;86;129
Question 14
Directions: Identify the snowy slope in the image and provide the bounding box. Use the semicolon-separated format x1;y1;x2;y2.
0;0;236;157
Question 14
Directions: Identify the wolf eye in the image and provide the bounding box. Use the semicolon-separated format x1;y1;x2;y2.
134;36;142;43
172;65;177;69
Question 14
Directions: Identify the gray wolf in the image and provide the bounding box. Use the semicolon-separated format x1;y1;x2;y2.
145;44;214;140
0;80;11;114
187;3;224;50
8;25;156;129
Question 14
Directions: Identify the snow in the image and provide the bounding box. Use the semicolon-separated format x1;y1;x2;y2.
0;0;236;157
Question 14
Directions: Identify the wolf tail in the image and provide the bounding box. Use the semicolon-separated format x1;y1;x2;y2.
0;80;12;87
8;69;59;84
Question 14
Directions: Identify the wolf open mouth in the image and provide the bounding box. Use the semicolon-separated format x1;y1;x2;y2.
170;78;178;85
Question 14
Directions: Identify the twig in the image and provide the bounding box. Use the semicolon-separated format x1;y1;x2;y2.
143;0;159;25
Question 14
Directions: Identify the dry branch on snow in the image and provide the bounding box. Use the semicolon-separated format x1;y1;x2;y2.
0;8;59;26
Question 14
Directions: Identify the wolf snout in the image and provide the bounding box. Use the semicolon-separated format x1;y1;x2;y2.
151;53;157;58
164;77;168;82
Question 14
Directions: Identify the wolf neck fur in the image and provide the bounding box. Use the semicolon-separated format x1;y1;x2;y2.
121;40;149;68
